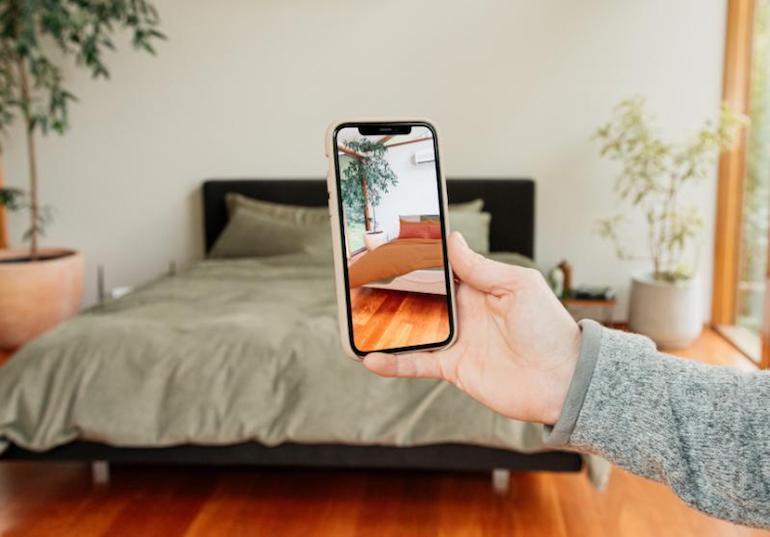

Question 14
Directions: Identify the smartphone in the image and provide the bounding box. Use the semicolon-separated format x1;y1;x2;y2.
325;119;457;359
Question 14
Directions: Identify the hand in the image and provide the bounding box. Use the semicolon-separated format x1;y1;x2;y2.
364;232;582;425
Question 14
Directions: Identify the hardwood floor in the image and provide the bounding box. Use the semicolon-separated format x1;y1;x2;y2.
0;330;766;536
350;287;449;351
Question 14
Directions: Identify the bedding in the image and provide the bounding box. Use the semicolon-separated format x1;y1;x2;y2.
210;207;332;259
0;252;608;487
449;198;484;213
449;211;491;253
348;238;442;288
398;220;441;240
225;192;329;225
362;267;446;295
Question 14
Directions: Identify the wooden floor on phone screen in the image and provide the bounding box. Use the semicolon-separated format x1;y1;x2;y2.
0;329;767;537
350;287;449;351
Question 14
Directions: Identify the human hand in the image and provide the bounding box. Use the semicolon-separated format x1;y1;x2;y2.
364;232;581;425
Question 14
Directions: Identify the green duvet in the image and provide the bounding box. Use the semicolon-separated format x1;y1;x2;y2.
0;253;609;486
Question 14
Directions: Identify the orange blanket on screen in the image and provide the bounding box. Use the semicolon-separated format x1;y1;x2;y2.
348;238;443;288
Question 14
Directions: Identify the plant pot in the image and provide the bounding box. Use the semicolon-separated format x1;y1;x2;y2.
628;272;701;350
364;230;387;251
0;248;83;350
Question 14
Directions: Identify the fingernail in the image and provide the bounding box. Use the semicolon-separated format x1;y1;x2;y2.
455;232;468;247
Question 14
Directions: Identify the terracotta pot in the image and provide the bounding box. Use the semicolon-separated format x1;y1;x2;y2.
0;248;83;350
628;272;702;350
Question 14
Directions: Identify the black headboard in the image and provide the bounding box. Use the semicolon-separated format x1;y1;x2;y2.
202;178;535;257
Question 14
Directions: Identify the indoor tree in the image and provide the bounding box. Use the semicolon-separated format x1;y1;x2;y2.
0;0;164;259
340;139;398;231
595;97;746;281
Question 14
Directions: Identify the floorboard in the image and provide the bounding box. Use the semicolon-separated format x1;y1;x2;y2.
351;287;449;351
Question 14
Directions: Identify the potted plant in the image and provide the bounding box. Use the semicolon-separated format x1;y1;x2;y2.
0;1;164;350
596;97;746;349
340;139;398;250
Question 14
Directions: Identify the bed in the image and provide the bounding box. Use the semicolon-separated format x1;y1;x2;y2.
0;178;608;487
348;238;445;293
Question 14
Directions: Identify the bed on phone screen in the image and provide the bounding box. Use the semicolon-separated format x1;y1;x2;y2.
348;237;445;292
0;178;610;488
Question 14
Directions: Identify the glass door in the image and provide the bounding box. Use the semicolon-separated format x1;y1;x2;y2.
729;0;770;361
715;0;770;366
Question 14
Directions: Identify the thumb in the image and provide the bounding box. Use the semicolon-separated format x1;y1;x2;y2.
448;232;521;294
363;351;444;379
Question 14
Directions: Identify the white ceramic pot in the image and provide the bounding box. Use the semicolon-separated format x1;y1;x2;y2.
0;248;83;350
628;272;702;350
364;230;387;251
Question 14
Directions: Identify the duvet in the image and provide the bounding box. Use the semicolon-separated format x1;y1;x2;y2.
0;252;609;486
348;238;442;288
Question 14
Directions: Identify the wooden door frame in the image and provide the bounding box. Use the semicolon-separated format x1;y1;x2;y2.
713;0;770;368
712;0;755;326
764;245;770;368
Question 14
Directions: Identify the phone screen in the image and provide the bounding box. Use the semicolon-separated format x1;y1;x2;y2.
333;122;454;355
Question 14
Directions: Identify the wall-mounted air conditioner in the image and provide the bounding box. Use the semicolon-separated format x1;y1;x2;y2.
413;150;435;164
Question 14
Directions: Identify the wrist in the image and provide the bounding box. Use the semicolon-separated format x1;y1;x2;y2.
541;324;582;425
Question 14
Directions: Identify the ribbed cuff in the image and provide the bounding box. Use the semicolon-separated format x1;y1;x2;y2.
543;319;604;447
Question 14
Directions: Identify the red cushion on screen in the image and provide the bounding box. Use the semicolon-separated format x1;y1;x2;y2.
398;220;441;239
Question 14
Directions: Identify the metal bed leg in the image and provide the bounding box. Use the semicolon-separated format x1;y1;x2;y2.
92;460;110;485
491;468;510;495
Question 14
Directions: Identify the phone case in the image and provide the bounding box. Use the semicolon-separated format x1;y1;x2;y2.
324;118;458;361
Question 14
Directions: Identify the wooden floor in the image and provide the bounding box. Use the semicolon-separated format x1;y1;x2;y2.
0;329;766;536
350;287;449;351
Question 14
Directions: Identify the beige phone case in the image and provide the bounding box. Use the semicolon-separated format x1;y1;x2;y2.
324;118;458;361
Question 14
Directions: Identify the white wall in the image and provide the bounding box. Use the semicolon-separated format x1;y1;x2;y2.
5;0;726;319
376;137;439;240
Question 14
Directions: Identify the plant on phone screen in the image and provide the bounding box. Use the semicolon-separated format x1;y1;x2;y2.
595;97;746;281
340;139;398;231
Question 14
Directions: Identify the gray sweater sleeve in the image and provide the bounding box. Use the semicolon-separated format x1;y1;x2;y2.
544;320;770;528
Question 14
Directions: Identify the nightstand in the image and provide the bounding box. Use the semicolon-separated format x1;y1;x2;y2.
562;298;616;325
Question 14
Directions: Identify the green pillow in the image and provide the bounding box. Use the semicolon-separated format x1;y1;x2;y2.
225;193;329;226
448;211;491;254
487;251;539;270
210;207;331;259
449;198;484;213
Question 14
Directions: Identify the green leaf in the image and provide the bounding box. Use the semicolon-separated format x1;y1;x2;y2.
595;96;742;275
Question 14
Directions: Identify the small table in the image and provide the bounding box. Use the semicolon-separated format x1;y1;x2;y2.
562;298;616;326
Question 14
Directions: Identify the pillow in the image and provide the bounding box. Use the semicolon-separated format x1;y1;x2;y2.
448;211;491;253
210;206;331;259
487;251;538;270
398;220;441;240
399;214;439;223
449;198;484;213
225;193;329;226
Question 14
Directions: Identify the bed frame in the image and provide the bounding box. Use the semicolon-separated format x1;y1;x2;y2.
2;178;583;481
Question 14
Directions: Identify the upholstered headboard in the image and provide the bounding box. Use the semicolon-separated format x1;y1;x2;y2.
202;178;535;257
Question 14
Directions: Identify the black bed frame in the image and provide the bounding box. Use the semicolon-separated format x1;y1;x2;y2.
2;178;583;475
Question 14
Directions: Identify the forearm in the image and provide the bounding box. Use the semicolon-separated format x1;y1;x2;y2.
545;320;770;528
